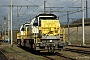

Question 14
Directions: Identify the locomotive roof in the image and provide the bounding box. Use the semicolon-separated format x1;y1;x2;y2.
36;14;57;18
23;22;30;26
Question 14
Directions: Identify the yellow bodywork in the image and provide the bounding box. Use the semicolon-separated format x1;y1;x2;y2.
16;14;66;51
17;27;30;39
39;19;65;42
60;28;66;43
39;20;60;36
17;19;65;44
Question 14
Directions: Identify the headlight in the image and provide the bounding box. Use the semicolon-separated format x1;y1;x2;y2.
50;40;52;42
38;42;42;44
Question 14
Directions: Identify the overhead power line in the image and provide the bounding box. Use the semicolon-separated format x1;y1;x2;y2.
21;1;46;20
0;5;38;7
60;6;90;18
25;0;36;5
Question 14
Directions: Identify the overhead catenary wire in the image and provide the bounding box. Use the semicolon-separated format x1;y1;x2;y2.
11;0;81;22
46;0;80;10
60;6;90;18
11;0;38;25
64;0;80;8
21;0;48;21
59;0;89;18
19;0;89;26
32;0;37;4
42;0;81;19
18;7;22;14
0;0;89;27
15;0;40;22
24;0;36;5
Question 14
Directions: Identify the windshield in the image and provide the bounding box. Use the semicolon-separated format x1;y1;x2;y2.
33;18;38;26
20;25;30;31
20;25;25;31
39;17;57;26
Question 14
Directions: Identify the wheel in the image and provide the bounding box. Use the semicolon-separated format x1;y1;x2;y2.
17;39;21;47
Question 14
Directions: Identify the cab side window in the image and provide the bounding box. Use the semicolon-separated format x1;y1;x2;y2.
33;18;38;26
21;26;24;31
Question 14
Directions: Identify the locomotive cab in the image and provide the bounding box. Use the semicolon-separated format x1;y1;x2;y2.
30;14;65;52
17;14;65;53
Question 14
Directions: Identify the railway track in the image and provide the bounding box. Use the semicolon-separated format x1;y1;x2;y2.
68;45;90;48
18;44;90;60
20;46;76;60
0;42;8;60
41;52;76;60
64;45;90;55
0;50;8;60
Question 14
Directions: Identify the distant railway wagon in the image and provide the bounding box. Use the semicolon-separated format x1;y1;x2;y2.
17;14;66;52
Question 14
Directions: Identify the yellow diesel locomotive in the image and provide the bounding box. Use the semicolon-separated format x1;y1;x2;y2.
17;14;65;52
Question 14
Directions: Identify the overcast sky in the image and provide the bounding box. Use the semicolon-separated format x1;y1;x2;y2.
0;0;90;29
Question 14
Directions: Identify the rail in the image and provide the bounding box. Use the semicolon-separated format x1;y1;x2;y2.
0;50;8;60
64;45;90;55
41;52;76;60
